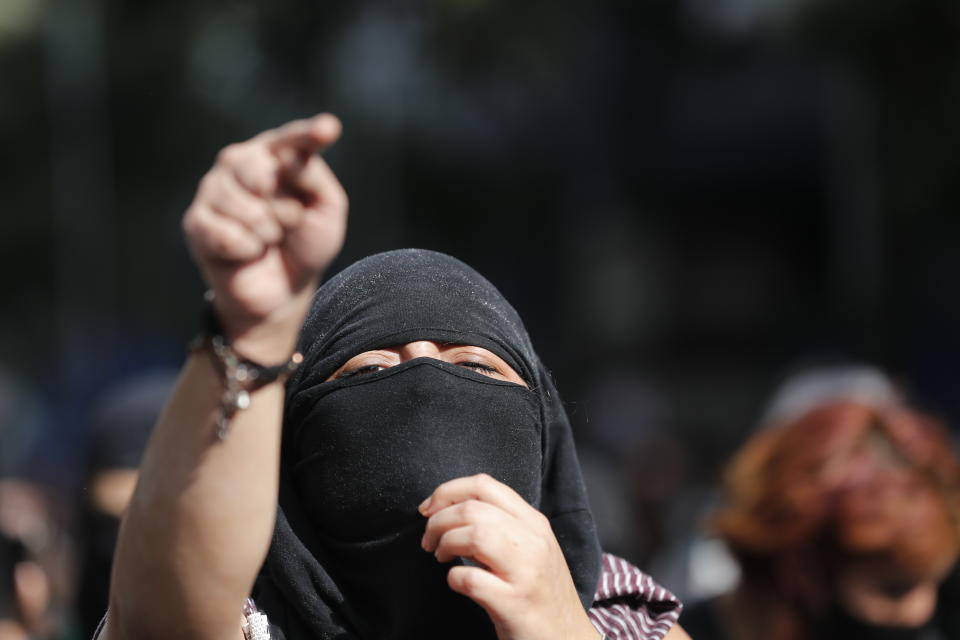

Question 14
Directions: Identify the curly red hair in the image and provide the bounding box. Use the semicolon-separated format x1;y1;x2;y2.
712;402;960;634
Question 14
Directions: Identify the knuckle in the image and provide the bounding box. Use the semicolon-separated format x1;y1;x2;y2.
212;223;248;256
473;472;494;487
467;524;489;550
200;168;219;186
209;226;235;255
243;202;269;224
182;206;210;237
216;143;245;165
460;499;483;521
197;172;222;200
181;210;197;234
456;568;480;596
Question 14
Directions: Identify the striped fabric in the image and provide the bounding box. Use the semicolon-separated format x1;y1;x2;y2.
589;553;682;640
93;553;682;640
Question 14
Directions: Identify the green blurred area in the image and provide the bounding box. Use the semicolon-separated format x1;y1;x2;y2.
0;0;958;497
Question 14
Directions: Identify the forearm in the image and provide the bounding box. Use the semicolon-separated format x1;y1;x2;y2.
109;333;292;640
106;113;344;640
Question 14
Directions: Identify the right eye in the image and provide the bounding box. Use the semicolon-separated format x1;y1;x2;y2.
325;349;403;382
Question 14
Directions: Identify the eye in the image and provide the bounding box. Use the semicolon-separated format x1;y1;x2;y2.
456;361;499;375
441;346;527;387
329;350;401;381
337;364;387;379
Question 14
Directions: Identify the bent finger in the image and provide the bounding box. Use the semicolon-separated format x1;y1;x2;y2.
419;474;537;523
229;147;281;198
422;499;511;553
205;171;284;245
269;193;306;230
279;154;348;211
184;204;265;262
446;565;514;618
432;522;533;575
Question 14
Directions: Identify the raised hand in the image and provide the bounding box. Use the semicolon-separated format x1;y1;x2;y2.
419;474;602;640
182;114;348;356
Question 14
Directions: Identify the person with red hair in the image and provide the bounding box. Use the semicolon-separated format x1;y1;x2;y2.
682;401;960;639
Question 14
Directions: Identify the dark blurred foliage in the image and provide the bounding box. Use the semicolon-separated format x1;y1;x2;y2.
1;0;958;578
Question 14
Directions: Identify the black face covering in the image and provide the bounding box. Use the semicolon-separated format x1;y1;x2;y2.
292;359;542;543
254;249;601;640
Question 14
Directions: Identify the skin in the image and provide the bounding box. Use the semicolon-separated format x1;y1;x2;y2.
835;559;944;628
328;341;528;386
0;480;52;639
102;114;689;640
89;470;140;519
0;621;27;640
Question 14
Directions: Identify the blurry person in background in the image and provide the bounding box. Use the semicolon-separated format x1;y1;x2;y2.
681;400;960;640
0;481;52;640
0;368;56;640
754;364;903;430
77;371;177;638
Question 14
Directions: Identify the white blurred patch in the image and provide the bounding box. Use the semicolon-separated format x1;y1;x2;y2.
686;537;740;601
760;365;900;427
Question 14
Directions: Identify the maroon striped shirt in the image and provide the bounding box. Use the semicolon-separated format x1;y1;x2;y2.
96;553;681;640
588;553;682;640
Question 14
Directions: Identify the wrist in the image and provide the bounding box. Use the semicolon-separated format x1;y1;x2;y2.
191;291;309;440
214;288;315;363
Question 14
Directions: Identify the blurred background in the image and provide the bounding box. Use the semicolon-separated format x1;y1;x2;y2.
1;0;959;636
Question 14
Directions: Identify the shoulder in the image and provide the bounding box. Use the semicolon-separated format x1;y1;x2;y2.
587;553;683;640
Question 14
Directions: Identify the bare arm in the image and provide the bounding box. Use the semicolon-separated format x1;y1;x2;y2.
664;625;692;640
104;115;347;640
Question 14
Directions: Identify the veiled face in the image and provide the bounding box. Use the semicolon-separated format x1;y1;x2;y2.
326;340;528;387
267;251;603;629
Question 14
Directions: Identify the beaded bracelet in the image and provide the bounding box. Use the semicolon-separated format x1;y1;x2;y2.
242;598;272;640
190;291;303;440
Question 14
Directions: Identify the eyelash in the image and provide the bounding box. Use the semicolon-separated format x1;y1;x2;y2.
456;361;499;374
338;364;386;378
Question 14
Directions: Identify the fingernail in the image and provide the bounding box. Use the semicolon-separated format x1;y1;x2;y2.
418;497;431;514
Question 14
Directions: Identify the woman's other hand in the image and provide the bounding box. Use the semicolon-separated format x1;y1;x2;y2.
182;114;347;359
420;474;602;640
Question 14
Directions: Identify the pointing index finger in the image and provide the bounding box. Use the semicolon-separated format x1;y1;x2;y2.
265;113;342;158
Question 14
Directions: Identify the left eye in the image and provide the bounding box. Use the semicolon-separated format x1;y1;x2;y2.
456;361;498;374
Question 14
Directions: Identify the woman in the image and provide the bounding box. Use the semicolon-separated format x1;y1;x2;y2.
682;400;960;640
99;115;687;640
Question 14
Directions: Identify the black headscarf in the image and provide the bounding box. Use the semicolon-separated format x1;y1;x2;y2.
254;249;601;639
